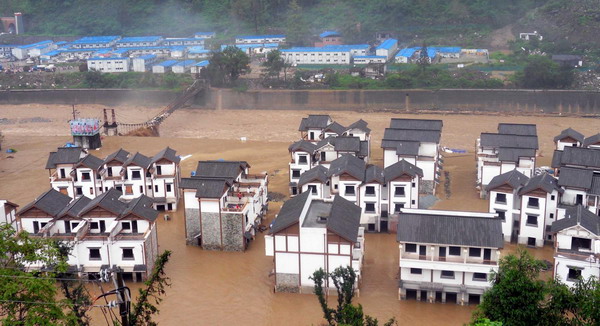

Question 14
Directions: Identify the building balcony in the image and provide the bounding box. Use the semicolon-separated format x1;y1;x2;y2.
555;248;600;262
401;252;497;266
222;201;248;213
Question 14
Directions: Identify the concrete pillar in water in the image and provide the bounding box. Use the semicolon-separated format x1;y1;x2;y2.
405;93;410;111
216;89;223;110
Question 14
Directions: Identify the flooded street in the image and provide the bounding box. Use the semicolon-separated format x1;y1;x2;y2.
0;106;584;325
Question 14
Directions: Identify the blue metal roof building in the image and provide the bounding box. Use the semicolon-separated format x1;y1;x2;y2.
118;36;163;43
236;34;285;40
194;60;209;67
155;60;178;67
173;60;196;66
396;48;417;58
18;40;53;49
319;31;340;38
376;38;397;51
136;54;157;60
71;36;120;45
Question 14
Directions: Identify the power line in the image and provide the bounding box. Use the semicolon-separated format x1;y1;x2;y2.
0;299;111;308
0;274;99;282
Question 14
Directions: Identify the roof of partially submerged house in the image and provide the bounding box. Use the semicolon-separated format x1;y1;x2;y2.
270;191;310;234
384;159;423;180
557;167;594;190
46;147;85;169
298;165;329;186
179;177;232;198
497;147;537;162
18;189;72;217
289;140;318;153
327;196;361;242
121;195;159;221
382;128;441;144
333;137;361;152
394;141;420;156
397;211;504;248
389;118;443;131
123;152;152;168
486;169;529;191
497;123;537;136
551;150;563;168
346;119;371;133
551;205;600;235
558;146;600;169
58;195;92;218
298;115;332;131
151;147;180;164
323;122;346;135
364;165;385;184
554;128;584;143
328;154;366;180
479;133;539;149
195;160;248;179
104;149;130;164
79;188;127;217
76;154;104;170
518;173;563;195
583;133;600;147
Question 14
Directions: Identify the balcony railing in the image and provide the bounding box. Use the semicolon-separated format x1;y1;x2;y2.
401;252;497;265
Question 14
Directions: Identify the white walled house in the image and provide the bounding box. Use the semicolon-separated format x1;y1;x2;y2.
180;161;268;251
116;36;164;48
554;128;584;151
70;36;121;49
265;192;365;293
17;189;159;281
132;54;158;72
152;60;178;73
0;200;19;231
87;57;130;73
551;206;600;287
517;173;562;247
298;114;333;141
397;209;503;305
375;38;398;59
236;34;286;44
584;134;600;149
486;170;529;242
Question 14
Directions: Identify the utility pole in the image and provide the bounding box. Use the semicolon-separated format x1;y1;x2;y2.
112;270;131;326
71;104;78;120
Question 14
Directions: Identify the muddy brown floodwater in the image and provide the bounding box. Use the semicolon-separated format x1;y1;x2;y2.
0;104;596;325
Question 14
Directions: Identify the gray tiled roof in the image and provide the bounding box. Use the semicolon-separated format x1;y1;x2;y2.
288;140;317;153
346;119;371;133
395;141;420;156
554;128;584;143
124;152;152;168
18;189;72;217
551;150;563;168
79;188;127;216
383;128;441;143
551;205;600;235
358;141;369;158
179;177;232;198
591;176;600;196
104;149;130;164
316;137;335;149
559;146;600;169
327;196;361;242
384;159;423;180
480;133;538;149
323;122;346;135
583;133;600;147
195;160;247;179
77;154;104;170
58;196;92;218
151;147;180;164
558;167;594;189
121;195;158;221
333;137;361;152
389;118;443;131
364;165;385;184
486;169;529;191
298;166;329;187
518;173;563;195
46;147;85;169
298;115;332;131
397;212;504;248
328;154;366;180
270;191;310;234
497;147;537;162
498;123;537;136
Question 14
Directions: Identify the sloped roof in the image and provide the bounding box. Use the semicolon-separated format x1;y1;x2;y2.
123;152;152;168
316;136;335;150
395;141;420;156
486;169;529;191
591;175;600;195
558;167;594;189
46;147;85;169
554;128;584;143
298;166;329;187
497;147;537;162
583;133;600;147
364;165;385;184
333;137;361;152
76;154;104;170
79;188;127;216
479;133;538;149
383;128;441;143
195;179;230;198
323;122;346;135
121;195;158;221
389;118;443;131
519;173;563;195
195;160;248;179
559;146;600;169
384;159;423;180
327;196;361;243
18;189;72;217
288;140;317;153
358;141;369;158
551;205;600;235
397;212;504;248
551;150;563;168
497;123;537;136
104;149;130;164
151;147;180;164
270;191;310;234
346;119;371;133
298;115;332;131
58;196;92;218
328;155;366;180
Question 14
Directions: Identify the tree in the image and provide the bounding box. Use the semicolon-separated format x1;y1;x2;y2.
206;46;251;87
514;56;575;89
262;50;289;81
310;266;396;326
285;0;309;46
129;250;172;326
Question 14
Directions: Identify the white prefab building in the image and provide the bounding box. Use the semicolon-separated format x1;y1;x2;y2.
87;57;130;73
163;38;204;47
282;47;351;65
551;206;600;287
11;40;54;60
235;34;286;44
132;54;158;72
188;46;211;59
195;32;216;39
171;60;196;73
116;36;164;48
17;189;159;281
190;60;209;74
179;161;268;251
70;36;121;49
152;60;178;73
397;209;503;305
486;170;529;242
265;192;365;293
353;56;387;64
375;38;398;59
381;118;443;195
0;200;19;231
